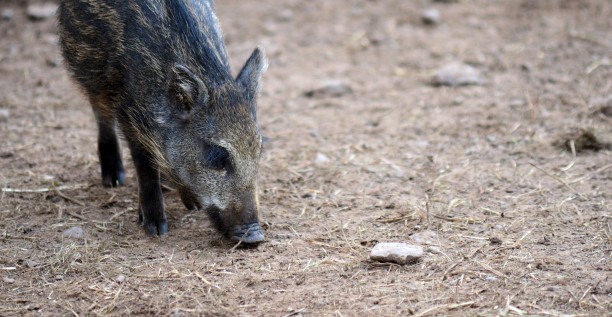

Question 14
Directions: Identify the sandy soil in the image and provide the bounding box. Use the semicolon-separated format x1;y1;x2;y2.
1;0;610;316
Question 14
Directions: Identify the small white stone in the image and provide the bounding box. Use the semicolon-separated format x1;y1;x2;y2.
370;242;424;265
304;80;353;98
314;153;330;165
3;277;15;284
422;8;441;25
0;108;9;121
116;274;126;283
26;3;58;20
432;62;483;86
410;230;438;245
62;226;85;239
1;9;14;21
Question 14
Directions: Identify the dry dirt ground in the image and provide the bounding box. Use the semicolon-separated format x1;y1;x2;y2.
1;0;611;316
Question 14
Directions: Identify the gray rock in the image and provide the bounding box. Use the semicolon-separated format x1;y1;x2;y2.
422;8;441;25
432;62;483;86
591;94;612;117
314;152;330;165
276;9;293;22
3;277;15;284
410;230;438;245
304;80;353;98
63;226;85;239
25;259;39;268
116;274;126;283
26;3;59;20
0;108;9;122
1;8;15;21
370;242;424;265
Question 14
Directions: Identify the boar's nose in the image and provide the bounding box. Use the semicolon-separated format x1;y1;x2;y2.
230;222;265;244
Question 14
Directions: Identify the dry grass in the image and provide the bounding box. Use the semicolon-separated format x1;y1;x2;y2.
1;0;611;316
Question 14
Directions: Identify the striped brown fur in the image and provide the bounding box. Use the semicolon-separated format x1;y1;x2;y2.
58;0;268;243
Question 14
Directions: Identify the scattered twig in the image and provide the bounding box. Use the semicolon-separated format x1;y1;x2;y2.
467;244;486;259
585;58;611;74
440;262;458;281
475;261;509;279
65;210;88;221
282;308;306;317
529;163;586;200
568;164;612;184
193;271;220;290
229;228;252;252
434;215;481;224
413;301;475;317
54;189;85;206
504;295;526;315
378;213;416;223
110;207;135;221
1;183;90;193
569;32;609;48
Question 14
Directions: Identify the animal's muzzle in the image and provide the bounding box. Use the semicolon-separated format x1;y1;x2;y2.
229;222;265;244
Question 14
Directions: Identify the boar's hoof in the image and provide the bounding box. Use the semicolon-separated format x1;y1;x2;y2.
102;167;125;188
230;222;265;244
142;218;169;236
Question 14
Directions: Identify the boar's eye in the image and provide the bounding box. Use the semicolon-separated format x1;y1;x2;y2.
204;144;231;171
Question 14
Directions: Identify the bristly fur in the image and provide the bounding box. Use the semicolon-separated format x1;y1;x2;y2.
58;0;234;179
58;0;267;241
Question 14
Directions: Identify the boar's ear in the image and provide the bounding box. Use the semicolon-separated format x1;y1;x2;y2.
236;47;268;104
168;64;208;116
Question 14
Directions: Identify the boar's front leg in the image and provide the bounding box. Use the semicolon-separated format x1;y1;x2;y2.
128;141;168;236
92;97;125;187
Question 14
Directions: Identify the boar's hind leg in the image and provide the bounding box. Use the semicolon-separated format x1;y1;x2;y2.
128;141;168;236
92;98;125;187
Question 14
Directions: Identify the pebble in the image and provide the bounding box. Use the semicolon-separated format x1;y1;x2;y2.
63;226;85;239
591;94;612;117
276;9;293;22
422;8;441;25
0;108;9;122
370;242;424;265
415;140;429;148
304;80;353;98
116;274;126;283
489;236;502;245
26;259;39;268
427;246;443;255
26;3;59;20
485;275;498;282
314;152;330;165
3;277;15;284
432;62;483;86
410;230;438;245
1;8;14;21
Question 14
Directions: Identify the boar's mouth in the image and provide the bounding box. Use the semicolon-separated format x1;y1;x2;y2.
206;206;265;245
229;222;265;245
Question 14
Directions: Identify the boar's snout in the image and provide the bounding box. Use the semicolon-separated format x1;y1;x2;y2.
204;193;265;245
229;222;264;244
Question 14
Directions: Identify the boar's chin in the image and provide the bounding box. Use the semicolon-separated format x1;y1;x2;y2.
204;205;226;232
